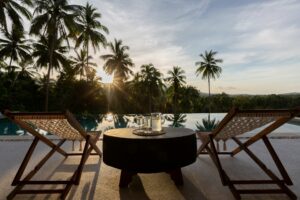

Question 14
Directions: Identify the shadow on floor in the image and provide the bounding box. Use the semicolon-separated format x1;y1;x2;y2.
119;175;151;200
67;158;102;200
178;174;208;200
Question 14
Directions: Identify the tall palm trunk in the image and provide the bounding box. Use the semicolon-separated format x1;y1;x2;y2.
208;76;211;120
45;62;52;111
111;73;118;112
208;76;211;98
9;53;13;73
86;40;89;81
45;35;56;111
11;73;20;88
148;83;152;113
9;55;19;88
173;87;178;114
107;84;111;112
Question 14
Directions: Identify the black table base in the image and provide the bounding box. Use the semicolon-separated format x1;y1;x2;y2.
119;168;183;188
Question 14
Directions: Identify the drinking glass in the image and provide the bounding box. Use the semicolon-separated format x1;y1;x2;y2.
135;115;145;130
151;113;165;132
144;115;151;129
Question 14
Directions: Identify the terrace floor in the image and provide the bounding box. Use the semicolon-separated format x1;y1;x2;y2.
0;137;299;200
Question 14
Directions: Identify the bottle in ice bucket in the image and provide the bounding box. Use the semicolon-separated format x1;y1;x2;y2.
151;113;165;132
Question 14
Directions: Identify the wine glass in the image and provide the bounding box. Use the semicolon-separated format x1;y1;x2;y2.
135;115;145;130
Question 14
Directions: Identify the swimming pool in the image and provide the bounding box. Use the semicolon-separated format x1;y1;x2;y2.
0;113;299;136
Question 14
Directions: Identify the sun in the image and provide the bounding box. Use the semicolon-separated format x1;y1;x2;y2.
96;69;113;84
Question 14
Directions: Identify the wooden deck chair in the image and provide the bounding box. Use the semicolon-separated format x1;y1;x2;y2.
197;107;300;200
4;110;102;200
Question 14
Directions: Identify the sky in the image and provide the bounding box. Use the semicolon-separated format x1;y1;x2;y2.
55;0;300;94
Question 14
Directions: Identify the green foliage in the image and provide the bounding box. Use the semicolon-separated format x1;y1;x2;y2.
101;39;134;84
165;66;186;113
0;25;31;71
196;117;219;132
195;50;223;113
195;50;223;81
1;64;300;114
70;49;97;81
139;64;164;112
54;79;107;114
178;86;201;113
0;72;42;111
0;0;32;31
32;36;70;72
0;73;107;113
30;0;82;111
75;2;108;80
165;114;187;127
75;3;108;51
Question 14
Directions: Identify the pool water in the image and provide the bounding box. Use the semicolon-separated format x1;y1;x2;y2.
0;113;299;136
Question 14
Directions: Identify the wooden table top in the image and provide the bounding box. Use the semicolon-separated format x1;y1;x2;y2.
104;127;195;139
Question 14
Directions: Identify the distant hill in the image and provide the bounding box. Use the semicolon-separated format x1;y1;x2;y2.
279;92;300;96
199;92;300;97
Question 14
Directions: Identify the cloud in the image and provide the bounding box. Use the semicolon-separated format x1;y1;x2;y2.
89;0;210;76
75;0;300;94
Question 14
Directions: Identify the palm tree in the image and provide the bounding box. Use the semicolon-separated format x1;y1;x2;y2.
86;67;100;82
15;59;37;78
11;58;37;87
0;61;7;79
128;72;143;91
195;50;222;113
0;0;32;31
36;73;55;95
0;60;7;70
126;72;145;112
101;39;134;85
165;66;186;113
58;64;77;81
0;26;31;73
71;49;97;80
30;0;81;111
101;39;134;113
76;3;108;70
140;64;164;112
32;36;70;88
32;36;70;70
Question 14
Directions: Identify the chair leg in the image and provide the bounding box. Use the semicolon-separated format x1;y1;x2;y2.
205;142;241;199
201;136;296;200
232;137;296;199
208;135;228;186
12;137;39;186
197;140;209;155
262;136;293;185
88;133;102;157
7;139;66;200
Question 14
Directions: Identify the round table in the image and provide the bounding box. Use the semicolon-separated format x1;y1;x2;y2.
103;127;197;187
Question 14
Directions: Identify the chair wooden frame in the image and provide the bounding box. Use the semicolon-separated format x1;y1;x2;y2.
197;107;300;200
4;110;102;200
